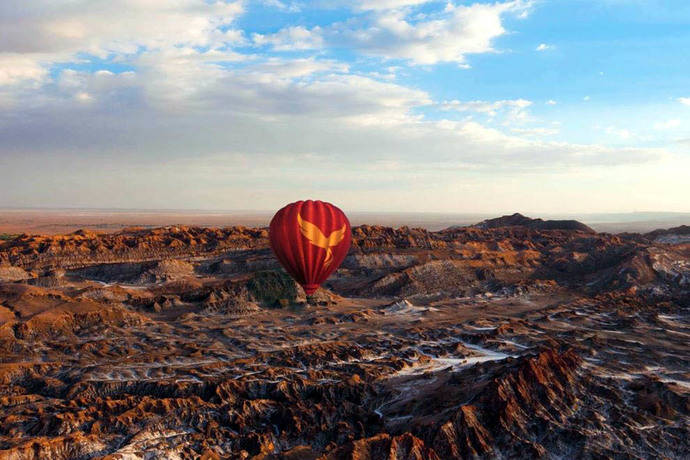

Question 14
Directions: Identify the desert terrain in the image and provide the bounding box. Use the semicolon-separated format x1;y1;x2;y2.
2;209;689;235
0;213;688;459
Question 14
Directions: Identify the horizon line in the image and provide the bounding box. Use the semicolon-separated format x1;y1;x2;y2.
1;207;689;217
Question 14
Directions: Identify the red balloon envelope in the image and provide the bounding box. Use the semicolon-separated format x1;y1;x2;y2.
269;200;352;295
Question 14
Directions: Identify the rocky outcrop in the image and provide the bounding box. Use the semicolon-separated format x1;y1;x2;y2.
0;434;107;460
320;433;440;460
429;349;582;458
0;226;268;270
361;260;481;298
646;225;690;244
0;265;31;283
473;213;595;233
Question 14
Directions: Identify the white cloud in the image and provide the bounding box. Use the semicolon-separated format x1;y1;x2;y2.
354;0;433;10
583;95;591;101
253;26;324;51
442;99;532;113
536;43;553;51
261;0;301;12
441;99;532;124
74;92;93;103
653;119;681;130
259;1;532;65
546;99;557;105
2;0;243;54
20;49;428;124
346;1;531;65
0;0;244;85
679;97;690;106
511;126;559;136
253;57;349;78
605;126;633;140
1;47;670;214
0;54;48;86
1;55;660;175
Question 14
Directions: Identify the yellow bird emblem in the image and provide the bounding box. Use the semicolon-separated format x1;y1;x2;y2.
297;213;347;267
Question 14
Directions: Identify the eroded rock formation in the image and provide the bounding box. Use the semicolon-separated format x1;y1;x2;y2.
0;217;687;458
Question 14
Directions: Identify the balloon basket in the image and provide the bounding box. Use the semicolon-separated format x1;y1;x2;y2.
306;295;318;306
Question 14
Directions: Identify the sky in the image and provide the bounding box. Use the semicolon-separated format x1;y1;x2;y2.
0;0;688;214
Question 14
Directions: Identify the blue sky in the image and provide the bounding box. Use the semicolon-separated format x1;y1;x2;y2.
0;0;688;213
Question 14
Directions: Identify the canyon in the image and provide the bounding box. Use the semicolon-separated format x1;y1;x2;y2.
0;215;688;459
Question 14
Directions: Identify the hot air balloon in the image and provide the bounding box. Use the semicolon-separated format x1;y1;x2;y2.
269;200;352;304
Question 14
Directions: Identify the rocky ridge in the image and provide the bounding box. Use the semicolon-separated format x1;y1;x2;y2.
0;216;687;459
472;212;596;234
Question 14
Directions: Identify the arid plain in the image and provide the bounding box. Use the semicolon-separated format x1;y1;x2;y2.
0;213;688;459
